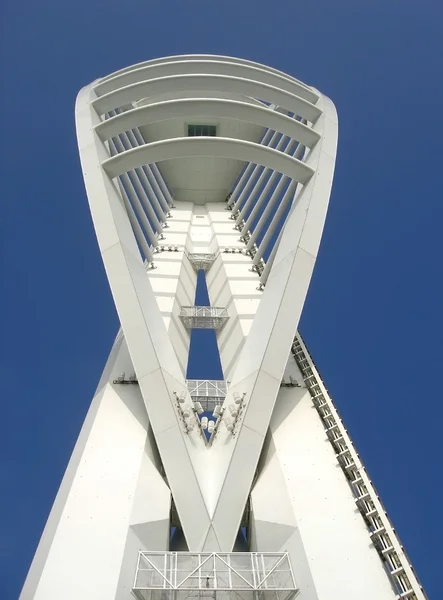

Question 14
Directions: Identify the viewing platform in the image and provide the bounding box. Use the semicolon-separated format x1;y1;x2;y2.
179;306;229;330
132;552;297;600
187;380;227;411
188;253;217;272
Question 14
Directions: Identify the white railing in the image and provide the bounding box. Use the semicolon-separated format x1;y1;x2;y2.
132;552;297;600
180;306;228;318
187;380;227;399
187;380;227;412
187;253;217;272
179;306;229;330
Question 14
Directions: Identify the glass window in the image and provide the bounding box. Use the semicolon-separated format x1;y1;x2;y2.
188;124;217;137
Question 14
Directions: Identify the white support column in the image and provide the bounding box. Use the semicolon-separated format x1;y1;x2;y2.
227;128;275;207
125;128;171;216
239;139;299;236
131;126;175;207
110;138;159;247
232;133;291;220
149;163;175;207
113;108;173;212
252;179;298;265
119;131;167;224
226;162;256;207
117;181;155;264
150;163;175;207
120;171;159;247
112;136;163;235
231;131;284;214
144;163;172;214
244;175;289;251
259;227;283;285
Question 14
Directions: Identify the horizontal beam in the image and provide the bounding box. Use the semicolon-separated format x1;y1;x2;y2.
95;54;317;100
95;99;320;149
92;74;322;123
93;58;319;105
102;137;315;185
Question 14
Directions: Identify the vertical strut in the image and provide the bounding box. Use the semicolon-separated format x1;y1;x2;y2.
252;179;298;265
227;128;275;208
234;136;295;226
109;139;159;248
230;131;282;214
112;136;163;235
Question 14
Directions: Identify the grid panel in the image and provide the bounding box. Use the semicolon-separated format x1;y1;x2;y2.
133;552;297;600
179;307;229;330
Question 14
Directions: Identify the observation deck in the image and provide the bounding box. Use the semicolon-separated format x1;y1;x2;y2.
179;306;229;330
188;253;217;272
132;552;297;600
187;380;227;411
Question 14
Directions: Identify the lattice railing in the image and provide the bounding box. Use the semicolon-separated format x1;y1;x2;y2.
132;552;297;600
179;306;229;330
187;253;217;272
187;380;227;411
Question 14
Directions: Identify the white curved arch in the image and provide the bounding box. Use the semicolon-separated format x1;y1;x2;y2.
98;53;315;95
26;54;401;600
93;58;319;105
76;61;336;556
23;52;427;600
92;73;322;122
102;137;315;184
95;98;320;148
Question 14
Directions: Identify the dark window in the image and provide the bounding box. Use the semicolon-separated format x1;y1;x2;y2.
188;124;217;137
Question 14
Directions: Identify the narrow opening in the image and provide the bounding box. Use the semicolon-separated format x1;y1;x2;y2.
188;124;217;137
186;270;223;380
186;270;224;440
170;499;188;550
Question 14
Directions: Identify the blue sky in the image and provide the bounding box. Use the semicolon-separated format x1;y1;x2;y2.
1;0;442;597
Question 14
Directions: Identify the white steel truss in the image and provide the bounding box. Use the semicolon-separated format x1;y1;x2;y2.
20;54;427;600
179;306;229;330
187;380;227;411
132;552;297;600
290;334;426;600
188;253;217;272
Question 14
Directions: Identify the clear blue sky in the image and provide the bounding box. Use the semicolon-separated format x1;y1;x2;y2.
1;1;442;597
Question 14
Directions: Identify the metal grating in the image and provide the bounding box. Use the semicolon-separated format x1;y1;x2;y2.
187;380;227;411
179;306;229;330
188;253;217;272
132;552;297;600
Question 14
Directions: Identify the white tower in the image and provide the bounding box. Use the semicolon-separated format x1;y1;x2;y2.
21;55;426;600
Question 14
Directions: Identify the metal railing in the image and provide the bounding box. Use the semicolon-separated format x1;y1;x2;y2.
132;552;297;600
187;253;217;272
179;306;229;330
187;380;227;411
